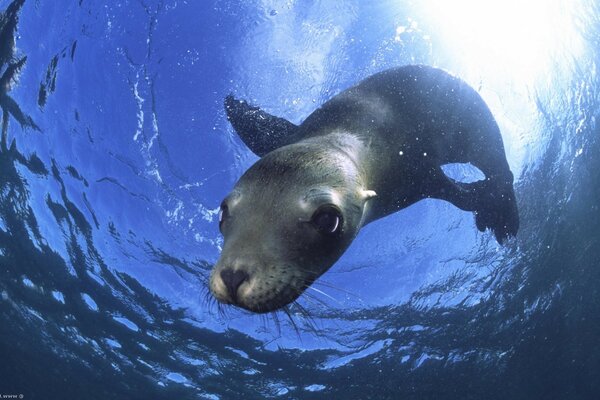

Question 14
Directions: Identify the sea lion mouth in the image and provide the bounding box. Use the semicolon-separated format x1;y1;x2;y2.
236;281;306;313
234;291;300;314
210;266;309;313
217;285;303;314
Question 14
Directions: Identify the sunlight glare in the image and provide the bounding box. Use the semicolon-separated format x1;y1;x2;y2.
421;0;582;84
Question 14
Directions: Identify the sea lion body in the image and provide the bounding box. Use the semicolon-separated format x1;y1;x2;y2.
210;65;519;313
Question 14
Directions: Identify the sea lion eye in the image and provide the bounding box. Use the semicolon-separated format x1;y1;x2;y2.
311;205;343;235
218;203;229;230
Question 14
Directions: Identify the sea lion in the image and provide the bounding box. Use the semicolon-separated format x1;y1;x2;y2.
209;65;519;313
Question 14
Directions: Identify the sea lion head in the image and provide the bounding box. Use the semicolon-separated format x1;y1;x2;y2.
209;142;376;313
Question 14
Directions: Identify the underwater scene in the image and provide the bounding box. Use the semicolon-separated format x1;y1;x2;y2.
0;0;599;399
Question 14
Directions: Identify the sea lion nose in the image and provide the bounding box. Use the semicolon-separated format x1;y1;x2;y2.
220;269;249;302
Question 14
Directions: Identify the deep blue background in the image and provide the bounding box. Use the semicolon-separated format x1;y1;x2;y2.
0;0;599;399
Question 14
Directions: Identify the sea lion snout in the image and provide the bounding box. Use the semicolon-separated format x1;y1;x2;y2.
209;256;256;307
219;268;249;303
210;238;309;312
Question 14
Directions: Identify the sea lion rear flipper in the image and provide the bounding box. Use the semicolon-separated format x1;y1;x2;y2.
470;178;519;244
224;95;301;157
432;173;519;244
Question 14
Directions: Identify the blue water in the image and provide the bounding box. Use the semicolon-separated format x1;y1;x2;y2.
0;0;598;399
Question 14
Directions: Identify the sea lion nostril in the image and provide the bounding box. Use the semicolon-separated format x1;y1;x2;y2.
220;269;249;302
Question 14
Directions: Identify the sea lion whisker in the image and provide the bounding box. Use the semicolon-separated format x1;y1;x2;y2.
212;297;221;316
295;266;319;274
217;302;228;319
306;286;343;306
202;290;216;315
259;314;269;332
313;280;363;301
291;301;320;336
299;289;332;309
282;305;301;337
205;289;217;309
270;311;283;336
201;290;209;307
297;294;323;311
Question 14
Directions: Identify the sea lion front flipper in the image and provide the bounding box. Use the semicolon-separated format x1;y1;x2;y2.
224;95;301;157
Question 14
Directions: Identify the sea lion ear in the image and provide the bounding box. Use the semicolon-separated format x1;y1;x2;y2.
360;189;377;201
224;95;302;157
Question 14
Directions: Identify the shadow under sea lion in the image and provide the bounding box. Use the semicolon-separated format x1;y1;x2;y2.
210;65;519;313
